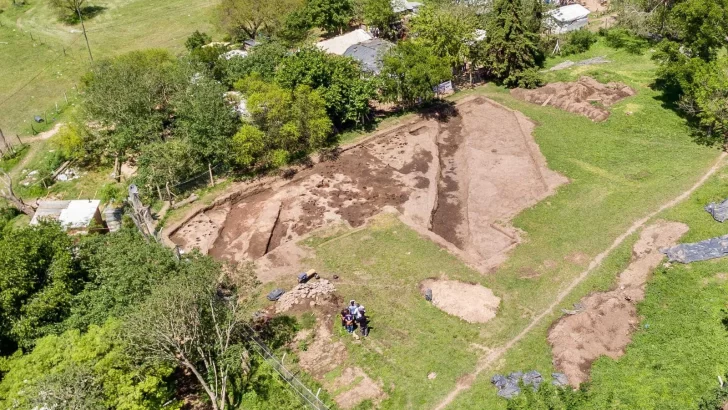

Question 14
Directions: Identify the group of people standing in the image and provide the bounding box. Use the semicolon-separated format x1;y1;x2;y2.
341;300;369;337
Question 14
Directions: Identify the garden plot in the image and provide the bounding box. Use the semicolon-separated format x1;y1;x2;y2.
170;96;567;277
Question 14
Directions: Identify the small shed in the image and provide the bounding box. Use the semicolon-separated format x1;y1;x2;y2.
316;29;373;55
546;4;591;34
343;38;394;74
30;200;104;233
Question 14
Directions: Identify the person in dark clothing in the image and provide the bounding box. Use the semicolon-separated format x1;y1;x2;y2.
357;308;369;337
340;309;348;327
344;312;354;333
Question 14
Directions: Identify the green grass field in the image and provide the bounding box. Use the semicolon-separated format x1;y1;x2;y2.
0;0;220;137
260;39;728;409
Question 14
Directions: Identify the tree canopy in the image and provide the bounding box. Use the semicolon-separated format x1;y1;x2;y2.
379;41;452;106
409;4;478;67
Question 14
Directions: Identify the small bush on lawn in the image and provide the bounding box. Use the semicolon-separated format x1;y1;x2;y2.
562;29;598;55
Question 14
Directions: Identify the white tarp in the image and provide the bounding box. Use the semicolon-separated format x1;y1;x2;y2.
31;200;101;229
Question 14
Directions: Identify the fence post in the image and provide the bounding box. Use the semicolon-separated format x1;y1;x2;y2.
165;182;172;203
208;163;215;187
15;134;22;147
64;91;68;103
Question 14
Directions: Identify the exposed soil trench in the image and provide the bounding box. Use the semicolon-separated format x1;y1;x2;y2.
170;97;567;280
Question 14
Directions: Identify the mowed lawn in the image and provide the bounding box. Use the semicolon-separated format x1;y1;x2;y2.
0;0;220;137
284;39;723;409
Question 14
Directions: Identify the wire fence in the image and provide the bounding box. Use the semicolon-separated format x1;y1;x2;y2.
243;324;331;410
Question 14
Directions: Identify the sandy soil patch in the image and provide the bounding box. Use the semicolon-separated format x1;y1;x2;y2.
330;367;387;409
548;221;688;386
511;76;635;122
170;96;566;277
298;319;348;378
420;279;501;323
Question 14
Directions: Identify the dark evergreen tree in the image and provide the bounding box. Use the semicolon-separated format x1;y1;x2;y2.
484;0;541;87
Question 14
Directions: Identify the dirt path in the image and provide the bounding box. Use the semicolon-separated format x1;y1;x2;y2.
9;123;62;179
432;151;727;410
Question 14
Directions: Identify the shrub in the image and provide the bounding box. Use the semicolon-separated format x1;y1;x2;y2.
505;68;544;89
562;29;598;55
602;28;648;54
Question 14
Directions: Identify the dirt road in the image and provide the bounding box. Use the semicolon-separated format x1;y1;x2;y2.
432;151;727;410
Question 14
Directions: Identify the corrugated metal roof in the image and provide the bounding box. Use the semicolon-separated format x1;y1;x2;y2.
547;4;590;23
31;200;100;229
343;38;394;73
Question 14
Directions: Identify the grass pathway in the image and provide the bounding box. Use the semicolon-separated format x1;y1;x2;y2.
433;151;727;410
9;123;62;180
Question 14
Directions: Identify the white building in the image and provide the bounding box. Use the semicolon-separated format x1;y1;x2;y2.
546;4;591;34
31;200;103;233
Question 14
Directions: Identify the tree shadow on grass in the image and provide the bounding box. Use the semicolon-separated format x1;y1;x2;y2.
418;99;458;123
650;80;720;148
61;5;106;25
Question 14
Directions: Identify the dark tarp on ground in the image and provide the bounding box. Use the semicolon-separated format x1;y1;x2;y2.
492;370;557;399
705;199;728;223
267;288;285;301
663;235;728;263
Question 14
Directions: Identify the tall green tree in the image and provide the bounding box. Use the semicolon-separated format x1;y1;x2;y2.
173;75;240;162
233;75;332;168
306;0;353;34
363;0;398;38
125;265;257;410
275;47;375;126
82;50;182;178
483;0;541;86
224;41;289;84
217;0;302;40
0;223;82;351
378;41;452;106
409;4;478;67
0;320;177;410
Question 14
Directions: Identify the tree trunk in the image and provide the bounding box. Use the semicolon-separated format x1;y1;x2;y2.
182;360;220;410
113;154;121;182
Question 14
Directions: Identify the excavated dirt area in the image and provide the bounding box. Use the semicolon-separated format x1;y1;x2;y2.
420;279;501;323
548;221;689;387
171;96;567;277
511;76;635;122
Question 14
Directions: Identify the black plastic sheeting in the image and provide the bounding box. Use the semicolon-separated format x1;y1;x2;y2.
706;199;728;223
267;288;285;301
491;371;568;399
663;235;728;264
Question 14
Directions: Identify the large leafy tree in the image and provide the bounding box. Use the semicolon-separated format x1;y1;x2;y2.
483;0;541;86
173;75;240;162
0;320;176;410
379;41;452;106
233;75;332;169
409;4;478;67
81;50;182;178
275;47;375;126
65;228;188;331
0;222;82;351
363;0;398;38
217;0;302;40
125;264;258;410
306;0;353;34
224;41;289;84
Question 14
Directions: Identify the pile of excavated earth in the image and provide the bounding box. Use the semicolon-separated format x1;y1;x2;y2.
275;279;337;313
170;96;568;279
511;76;635;122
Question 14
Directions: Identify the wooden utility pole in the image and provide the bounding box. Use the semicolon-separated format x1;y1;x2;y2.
76;5;94;62
208;163;215;186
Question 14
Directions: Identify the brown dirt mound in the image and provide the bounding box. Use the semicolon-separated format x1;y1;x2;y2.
548;221;688;387
420;279;501;323
511;76;636;122
275;279;337;313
